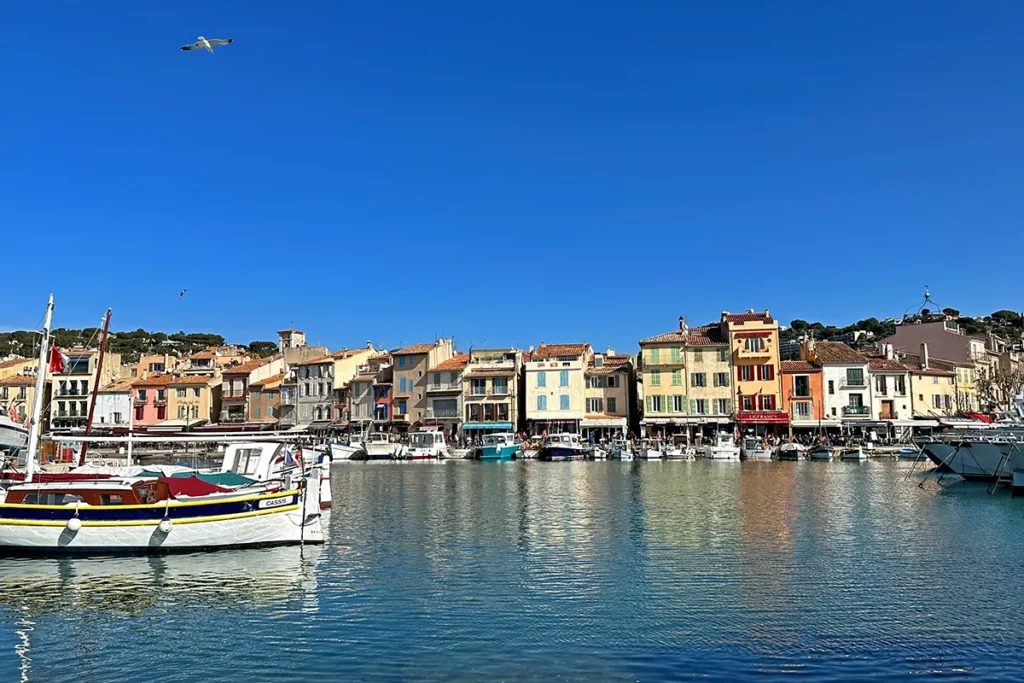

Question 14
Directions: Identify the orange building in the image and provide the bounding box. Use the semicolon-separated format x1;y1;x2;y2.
780;360;824;431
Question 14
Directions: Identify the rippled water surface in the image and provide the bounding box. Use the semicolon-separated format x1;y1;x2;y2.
2;460;1023;681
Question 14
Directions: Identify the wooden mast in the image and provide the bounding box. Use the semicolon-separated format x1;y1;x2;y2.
79;308;111;465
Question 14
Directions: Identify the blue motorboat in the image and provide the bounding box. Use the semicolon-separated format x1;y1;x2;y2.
537;433;588;461
479;433;519;462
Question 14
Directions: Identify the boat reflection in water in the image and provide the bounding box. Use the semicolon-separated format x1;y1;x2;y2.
0;545;324;679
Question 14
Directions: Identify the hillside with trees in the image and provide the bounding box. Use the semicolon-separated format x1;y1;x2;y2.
0;328;278;363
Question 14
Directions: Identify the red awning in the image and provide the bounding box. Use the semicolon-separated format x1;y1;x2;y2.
735;411;790;424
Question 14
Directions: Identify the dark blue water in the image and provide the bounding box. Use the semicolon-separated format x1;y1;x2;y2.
1;460;1022;682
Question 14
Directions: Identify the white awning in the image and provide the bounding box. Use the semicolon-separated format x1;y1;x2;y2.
888;419;939;428
581;417;626;428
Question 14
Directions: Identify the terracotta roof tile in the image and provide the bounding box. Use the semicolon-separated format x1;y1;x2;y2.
350;373;378;382
393;343;435;356
901;354;957;375
641;325;726;346
867;357;911;373
811;342;868;364
0;375;36;386
223;355;280;375
780;360;820;373
295;355;335;366
0;358;34;370
587;355;631;374
430;354;470;372
188;350;216;360
723;311;774;324
169;374;215;385
250;372;286;388
99;380;134;392
332;348;369;359
532;343;589;359
132;374;172;387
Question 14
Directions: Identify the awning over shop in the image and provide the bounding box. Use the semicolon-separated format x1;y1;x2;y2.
888;419;939;428
463;422;513;430
642;417;733;425
735;411;789;425
581;417;626;428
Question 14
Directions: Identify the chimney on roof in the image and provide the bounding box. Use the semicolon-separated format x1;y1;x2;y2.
366;341;372;349
921;342;930;370
747;308;755;314
679;316;688;334
884;343;894;360
528;345;535;353
606;347;615;356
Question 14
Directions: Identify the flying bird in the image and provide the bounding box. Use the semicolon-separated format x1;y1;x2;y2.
179;289;187;299
180;36;233;53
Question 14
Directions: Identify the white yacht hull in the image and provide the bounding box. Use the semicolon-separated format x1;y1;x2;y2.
639;448;663;460
921;440;1018;480
704;447;741;461
329;443;363;460
0;418;28;453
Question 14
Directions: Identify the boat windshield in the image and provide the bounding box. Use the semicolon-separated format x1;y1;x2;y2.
410;433;436;447
483;434;508;446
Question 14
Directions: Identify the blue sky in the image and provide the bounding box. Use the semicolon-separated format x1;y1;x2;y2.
3;2;1023;352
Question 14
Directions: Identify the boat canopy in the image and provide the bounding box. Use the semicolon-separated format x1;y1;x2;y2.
158;476;231;497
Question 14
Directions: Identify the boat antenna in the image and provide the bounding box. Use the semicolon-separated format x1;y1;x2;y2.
79;308;112;465
25;295;54;483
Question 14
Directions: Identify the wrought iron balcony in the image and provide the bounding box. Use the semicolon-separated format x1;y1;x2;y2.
843;405;870;416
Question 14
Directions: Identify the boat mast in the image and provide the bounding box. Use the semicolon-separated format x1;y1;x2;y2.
25;294;54;483
79;308;111;465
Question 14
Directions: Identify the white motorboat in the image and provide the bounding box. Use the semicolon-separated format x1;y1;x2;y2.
537;433;588;461
740;436;773;461
839;446;869;461
397;429;448;460
703;432;741;461
220;441;332;509
590;445;608;460
364;432;397;460
520;439;543;459
638;438;663;460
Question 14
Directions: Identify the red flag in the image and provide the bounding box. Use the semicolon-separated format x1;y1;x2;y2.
49;346;68;374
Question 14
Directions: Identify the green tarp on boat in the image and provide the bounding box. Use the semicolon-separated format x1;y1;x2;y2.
138;470;256;487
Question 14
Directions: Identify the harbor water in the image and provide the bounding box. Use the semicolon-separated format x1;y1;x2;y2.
1;460;1023;681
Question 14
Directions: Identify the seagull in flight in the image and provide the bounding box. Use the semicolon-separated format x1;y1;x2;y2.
179;289;187;299
180;36;233;53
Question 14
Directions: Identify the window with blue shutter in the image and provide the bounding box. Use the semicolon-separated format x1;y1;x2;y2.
537;371;546;388
538;395;547;411
560;395;570;411
560;370;569;387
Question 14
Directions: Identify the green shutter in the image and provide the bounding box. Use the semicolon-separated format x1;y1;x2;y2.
646;395;652;413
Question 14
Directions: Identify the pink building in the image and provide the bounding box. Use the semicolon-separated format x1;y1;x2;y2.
131;374;171;425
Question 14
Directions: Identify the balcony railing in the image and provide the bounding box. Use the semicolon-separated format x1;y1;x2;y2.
490;385;510;396
843;405;870;416
735;344;771;359
427;383;462;393
280;394;297;406
841;378;867;388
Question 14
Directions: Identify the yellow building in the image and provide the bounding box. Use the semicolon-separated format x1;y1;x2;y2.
638;320;689;436
331;345;376;389
583;350;633;440
524;343;592;434
638;318;734;439
901;349;958;417
722;310;787;433
0;357;37;380
167;374;221;428
953;362;979;412
0;375;39;424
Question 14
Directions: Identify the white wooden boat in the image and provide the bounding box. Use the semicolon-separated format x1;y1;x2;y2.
638;439;663;460
328;440;364;461
664;435;696;460
0;473;323;554
609;439;636;461
808;445;836;461
839;446;869;461
776;443;807;461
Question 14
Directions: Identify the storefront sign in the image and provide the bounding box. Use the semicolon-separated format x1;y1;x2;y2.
735;411;790;424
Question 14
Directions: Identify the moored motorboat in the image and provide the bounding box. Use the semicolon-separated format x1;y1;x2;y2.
396;429;448;460
479;433;518;462
740;436;773;461
328;440;364;461
664;435;696;460
702;432;740;461
917;434;1021;481
537;433;588;461
0;416;28;459
364;432;397;461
